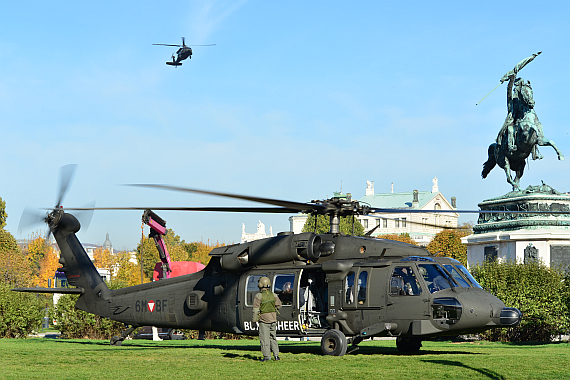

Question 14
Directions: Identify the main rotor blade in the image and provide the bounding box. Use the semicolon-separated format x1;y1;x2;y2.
56;164;77;208
153;44;182;47
127;184;326;213
62;206;301;213
73;201;95;231
187;44;216;46
369;208;570;215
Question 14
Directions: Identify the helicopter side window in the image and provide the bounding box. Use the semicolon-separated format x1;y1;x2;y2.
357;271;368;304
390;266;422;296
418;264;455;293
273;274;295;306
345;272;355;305
443;264;471;288
245;274;267;307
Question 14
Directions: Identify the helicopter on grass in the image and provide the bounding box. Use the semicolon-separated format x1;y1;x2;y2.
15;167;529;357
153;37;215;67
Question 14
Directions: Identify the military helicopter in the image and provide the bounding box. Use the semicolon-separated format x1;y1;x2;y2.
15;169;529;357
153;37;215;67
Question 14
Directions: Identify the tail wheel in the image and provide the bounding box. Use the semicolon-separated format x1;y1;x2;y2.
396;336;422;353
320;329;347;356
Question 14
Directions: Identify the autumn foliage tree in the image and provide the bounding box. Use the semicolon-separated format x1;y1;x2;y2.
0;197;7;230
0;229;32;287
93;248;113;272
376;233;418;245
34;243;60;287
426;229;470;265
136;228;223;280
113;251;141;287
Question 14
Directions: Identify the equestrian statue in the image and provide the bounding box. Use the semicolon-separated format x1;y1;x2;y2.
482;52;564;191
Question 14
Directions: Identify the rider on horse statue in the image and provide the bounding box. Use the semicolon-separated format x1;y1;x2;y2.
483;52;564;191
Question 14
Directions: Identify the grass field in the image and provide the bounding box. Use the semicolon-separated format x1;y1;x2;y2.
1;338;569;380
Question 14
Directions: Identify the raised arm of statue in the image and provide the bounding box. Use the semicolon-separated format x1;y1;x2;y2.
501;52;541;83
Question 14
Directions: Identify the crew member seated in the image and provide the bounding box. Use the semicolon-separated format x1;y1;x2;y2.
281;281;293;305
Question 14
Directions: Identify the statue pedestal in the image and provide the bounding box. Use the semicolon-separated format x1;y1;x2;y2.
463;184;570;267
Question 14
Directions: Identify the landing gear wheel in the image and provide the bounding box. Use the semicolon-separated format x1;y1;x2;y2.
110;336;123;346
321;329;347;356
396;336;422;353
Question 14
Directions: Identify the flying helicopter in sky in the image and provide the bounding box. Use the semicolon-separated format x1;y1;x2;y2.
153;37;215;67
15;166;541;357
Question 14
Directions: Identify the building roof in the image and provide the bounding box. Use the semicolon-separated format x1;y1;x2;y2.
359;191;440;209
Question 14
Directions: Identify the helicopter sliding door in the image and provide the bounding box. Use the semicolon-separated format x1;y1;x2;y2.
238;269;302;336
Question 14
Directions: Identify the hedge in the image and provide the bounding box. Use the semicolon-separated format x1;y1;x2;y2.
471;260;570;341
0;283;43;338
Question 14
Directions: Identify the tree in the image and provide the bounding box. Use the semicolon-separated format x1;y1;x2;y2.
26;234;48;278
93;248;113;272
376;233;418;245
0;197;6;230
302;214;365;236
186;240;222;265
426;229;469;265
113;251;140;287
136;228;203;279
0;229;31;287
457;221;474;235
34;244;60;287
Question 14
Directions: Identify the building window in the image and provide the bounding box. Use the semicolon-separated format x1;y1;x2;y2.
376;219;381;227
383;219;388;228
422;218;428;229
395;218;400;228
361;219;368;229
402;218;406;228
484;246;498;262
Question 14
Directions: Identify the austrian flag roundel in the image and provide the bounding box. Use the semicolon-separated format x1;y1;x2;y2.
148;300;155;312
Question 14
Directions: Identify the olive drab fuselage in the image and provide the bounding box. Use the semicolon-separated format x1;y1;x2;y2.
15;211;521;354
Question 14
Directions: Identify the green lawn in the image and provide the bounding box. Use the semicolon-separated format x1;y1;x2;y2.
1;338;569;380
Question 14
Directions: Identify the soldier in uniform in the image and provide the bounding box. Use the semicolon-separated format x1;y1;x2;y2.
252;276;282;362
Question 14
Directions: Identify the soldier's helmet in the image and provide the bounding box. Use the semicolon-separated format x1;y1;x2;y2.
258;276;271;289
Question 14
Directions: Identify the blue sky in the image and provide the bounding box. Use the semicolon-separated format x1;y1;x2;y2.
2;1;569;250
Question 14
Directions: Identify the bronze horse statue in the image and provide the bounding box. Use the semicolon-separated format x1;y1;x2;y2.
482;75;564;191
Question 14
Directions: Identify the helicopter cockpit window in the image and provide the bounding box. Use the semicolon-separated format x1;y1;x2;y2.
245;274;267;307
357;271;368;304
443;264;471;288
455;264;483;289
390;266;422;296
273;274;295;306
418;264;456;293
345;272;355;304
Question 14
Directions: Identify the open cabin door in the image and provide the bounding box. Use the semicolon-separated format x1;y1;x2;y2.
237;269;303;336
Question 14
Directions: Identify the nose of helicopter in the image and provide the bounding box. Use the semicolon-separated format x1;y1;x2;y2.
496;307;522;327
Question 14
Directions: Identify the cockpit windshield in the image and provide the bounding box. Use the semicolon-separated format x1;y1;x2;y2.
442;264;471;288
418;264;455;293
455;264;483;289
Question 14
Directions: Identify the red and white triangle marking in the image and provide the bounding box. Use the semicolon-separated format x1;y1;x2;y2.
147;300;155;312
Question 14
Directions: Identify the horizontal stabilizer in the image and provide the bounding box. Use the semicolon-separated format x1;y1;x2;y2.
166;62;182;66
12;287;85;294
